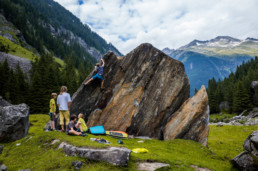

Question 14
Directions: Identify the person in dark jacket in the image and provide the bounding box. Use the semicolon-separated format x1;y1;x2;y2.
84;58;105;89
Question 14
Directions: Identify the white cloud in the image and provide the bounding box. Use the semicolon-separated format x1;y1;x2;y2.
54;0;258;54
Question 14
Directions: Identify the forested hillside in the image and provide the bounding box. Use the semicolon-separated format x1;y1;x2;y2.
0;0;122;66
0;54;85;113
207;57;258;114
0;0;122;113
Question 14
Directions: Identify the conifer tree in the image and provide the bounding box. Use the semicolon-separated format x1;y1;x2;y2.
1;60;10;100
62;57;78;95
233;81;252;113
16;64;29;104
8;69;18;104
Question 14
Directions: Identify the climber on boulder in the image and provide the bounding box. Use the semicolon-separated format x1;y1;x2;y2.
84;58;105;89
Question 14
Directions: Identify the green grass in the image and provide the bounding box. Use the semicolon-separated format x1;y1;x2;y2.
208;125;258;161
0;35;38;61
210;113;237;123
0;114;257;170
0;35;65;66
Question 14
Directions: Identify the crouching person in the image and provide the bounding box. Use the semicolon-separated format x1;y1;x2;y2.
66;114;86;137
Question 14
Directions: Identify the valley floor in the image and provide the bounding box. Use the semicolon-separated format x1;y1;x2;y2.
1;114;257;170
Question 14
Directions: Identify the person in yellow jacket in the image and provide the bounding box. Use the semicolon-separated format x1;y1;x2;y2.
49;92;57;131
78;113;88;133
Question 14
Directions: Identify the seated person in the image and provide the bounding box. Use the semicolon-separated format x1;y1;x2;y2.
78;113;88;133
66;114;86;136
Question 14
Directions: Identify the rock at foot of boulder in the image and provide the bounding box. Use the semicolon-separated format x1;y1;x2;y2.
58;142;131;166
137;162;170;171
164;86;209;146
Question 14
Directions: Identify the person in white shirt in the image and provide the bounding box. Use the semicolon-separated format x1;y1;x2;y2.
57;86;71;132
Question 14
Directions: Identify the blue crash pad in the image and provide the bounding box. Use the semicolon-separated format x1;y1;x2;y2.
89;125;106;134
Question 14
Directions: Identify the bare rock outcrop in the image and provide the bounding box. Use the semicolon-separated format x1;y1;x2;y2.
0;52;32;76
71;43;190;139
0;97;30;142
164;86;209;146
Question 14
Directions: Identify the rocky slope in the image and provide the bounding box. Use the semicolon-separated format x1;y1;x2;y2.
71;43;209;144
0;52;31;76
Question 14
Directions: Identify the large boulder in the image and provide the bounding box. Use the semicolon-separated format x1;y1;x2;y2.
164;86;209;146
71;43;190;139
232;130;258;170
0;99;29;142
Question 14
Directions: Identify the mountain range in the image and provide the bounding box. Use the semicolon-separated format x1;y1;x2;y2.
162;36;258;96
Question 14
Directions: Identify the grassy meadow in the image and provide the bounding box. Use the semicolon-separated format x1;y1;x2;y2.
0;114;257;170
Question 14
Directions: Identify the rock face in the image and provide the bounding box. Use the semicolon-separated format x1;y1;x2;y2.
71;43;190;139
232;130;258;170
164;86;209;146
0;52;32;77
58;142;131;166
0;99;30;142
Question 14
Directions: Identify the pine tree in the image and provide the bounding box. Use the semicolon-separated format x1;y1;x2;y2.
8;69;18;104
207;78;218;113
16;63;29;104
1;60;10;100
254;86;258;107
62;57;78;95
233;81;252;113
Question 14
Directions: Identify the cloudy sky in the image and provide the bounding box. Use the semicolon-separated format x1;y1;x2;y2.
54;0;258;54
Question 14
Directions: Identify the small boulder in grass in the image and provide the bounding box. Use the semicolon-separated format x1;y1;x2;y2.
231;130;258;170
0;164;7;171
72;161;83;170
